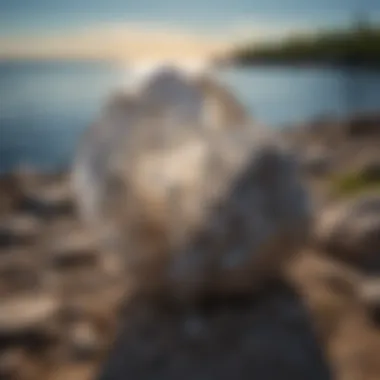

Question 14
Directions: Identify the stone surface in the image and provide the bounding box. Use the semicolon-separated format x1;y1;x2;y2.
358;278;380;326
314;194;380;272
0;294;60;345
0;214;41;248
45;228;99;270
19;180;74;218
97;281;331;380
67;321;102;362
72;67;311;299
301;146;332;177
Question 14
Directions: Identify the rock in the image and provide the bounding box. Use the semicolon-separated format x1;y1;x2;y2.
45;229;99;270
0;253;41;294
0;294;60;348
97;281;331;380
19;181;74;219
358;278;380;326
358;159;380;182
0;348;24;378
72;66;310;299
345;112;380;137
301;146;332;177
68;322;102;362
314;194;380;272
0;214;41;248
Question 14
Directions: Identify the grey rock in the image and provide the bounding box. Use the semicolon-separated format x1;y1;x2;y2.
97;281;331;380
314;194;380;272
72;67;311;299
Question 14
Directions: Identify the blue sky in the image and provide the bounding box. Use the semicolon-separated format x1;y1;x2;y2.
1;0;379;37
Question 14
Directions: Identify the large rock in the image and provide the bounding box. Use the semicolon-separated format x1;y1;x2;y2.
72;66;323;380
72;66;311;299
314;194;380;272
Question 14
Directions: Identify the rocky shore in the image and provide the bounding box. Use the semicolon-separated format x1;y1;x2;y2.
0;100;379;380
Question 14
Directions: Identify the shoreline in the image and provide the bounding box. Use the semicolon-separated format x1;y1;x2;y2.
216;58;380;71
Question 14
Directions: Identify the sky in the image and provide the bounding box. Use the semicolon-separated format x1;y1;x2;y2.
0;0;379;61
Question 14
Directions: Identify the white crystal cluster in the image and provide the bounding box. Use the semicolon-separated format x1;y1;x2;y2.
72;66;310;298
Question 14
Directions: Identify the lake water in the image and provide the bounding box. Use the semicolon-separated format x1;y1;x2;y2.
0;61;380;173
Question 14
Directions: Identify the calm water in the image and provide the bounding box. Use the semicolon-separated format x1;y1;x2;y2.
0;61;380;173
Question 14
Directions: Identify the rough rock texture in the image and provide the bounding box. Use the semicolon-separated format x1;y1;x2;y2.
98;281;331;380
314;194;380;273
72;66;310;300
69;67;331;380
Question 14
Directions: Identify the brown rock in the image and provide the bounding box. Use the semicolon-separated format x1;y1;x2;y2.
358;278;380;326
0;294;60;346
0;215;41;248
45;229;99;271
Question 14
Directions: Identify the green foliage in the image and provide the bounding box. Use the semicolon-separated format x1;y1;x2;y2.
329;170;380;198
233;24;380;67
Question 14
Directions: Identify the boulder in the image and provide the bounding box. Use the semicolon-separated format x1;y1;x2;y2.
72;66;311;299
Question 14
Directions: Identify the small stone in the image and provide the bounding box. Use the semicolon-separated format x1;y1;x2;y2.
68;322;101;361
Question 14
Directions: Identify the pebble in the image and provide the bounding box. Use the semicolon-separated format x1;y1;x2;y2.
68;322;101;362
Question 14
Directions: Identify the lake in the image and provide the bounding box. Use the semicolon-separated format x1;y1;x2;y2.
0;61;380;174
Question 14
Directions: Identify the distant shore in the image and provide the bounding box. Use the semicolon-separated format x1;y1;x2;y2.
223;58;380;71
227;23;380;71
